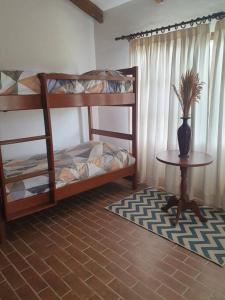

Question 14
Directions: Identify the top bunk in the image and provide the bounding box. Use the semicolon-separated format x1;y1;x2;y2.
0;67;137;111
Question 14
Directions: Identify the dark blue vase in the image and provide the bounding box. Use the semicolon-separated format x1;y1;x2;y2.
177;117;191;158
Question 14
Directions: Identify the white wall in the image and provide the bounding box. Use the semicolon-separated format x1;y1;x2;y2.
94;0;225;148
0;0;96;160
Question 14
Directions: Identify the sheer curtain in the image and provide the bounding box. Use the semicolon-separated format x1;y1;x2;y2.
203;20;225;208
130;20;225;209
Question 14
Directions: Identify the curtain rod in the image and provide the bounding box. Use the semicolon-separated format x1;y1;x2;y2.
115;11;225;41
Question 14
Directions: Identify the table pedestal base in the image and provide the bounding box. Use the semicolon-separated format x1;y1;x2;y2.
161;166;207;226
161;195;207;226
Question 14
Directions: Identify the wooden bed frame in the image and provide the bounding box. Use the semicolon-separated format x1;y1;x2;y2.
0;66;138;241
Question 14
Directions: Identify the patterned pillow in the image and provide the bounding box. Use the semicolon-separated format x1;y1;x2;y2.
0;71;40;95
82;69;125;79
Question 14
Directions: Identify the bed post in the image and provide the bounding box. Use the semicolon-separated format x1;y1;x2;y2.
0;146;7;241
0;210;5;243
117;66;138;189
132;66;138;190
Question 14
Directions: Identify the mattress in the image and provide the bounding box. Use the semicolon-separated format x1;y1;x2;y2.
0;70;133;95
3;141;135;202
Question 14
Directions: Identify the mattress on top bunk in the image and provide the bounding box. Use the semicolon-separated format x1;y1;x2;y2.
0;70;133;95
3;141;135;202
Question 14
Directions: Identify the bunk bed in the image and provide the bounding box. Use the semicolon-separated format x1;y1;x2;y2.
0;67;138;241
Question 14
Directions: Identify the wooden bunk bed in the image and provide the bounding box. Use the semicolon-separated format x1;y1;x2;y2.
0;66;138;241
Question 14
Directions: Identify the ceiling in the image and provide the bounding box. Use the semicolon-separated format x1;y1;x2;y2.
91;0;132;11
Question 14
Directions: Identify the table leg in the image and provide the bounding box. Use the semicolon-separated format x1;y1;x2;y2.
183;200;207;223
161;196;179;212
169;202;182;226
170;166;207;226
168;167;186;226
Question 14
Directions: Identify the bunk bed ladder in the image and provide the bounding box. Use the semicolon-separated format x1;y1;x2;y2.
39;74;56;204
0;75;56;222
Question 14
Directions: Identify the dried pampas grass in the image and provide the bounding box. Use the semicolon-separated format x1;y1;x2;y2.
173;70;204;118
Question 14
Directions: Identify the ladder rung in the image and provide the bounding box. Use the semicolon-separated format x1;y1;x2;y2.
0;135;50;146
5;169;52;183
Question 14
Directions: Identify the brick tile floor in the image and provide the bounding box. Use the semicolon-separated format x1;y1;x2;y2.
0;180;225;300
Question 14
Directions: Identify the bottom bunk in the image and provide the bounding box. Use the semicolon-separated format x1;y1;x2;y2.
2;141;136;220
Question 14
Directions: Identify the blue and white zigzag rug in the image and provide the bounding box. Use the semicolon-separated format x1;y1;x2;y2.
106;188;225;266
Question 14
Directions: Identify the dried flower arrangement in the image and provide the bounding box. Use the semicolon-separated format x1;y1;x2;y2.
172;70;204;118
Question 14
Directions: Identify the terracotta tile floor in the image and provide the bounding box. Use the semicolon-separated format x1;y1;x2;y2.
0;180;225;300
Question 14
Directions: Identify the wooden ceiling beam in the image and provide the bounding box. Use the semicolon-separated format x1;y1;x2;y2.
70;0;103;23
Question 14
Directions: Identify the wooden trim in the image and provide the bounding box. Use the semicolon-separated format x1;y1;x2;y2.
56;165;135;201
70;0;103;23
48;93;135;108
5;170;50;184
0;135;50;146
91;129;133;140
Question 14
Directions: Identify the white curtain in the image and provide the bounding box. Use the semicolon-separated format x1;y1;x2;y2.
203;20;225;208
130;20;225;209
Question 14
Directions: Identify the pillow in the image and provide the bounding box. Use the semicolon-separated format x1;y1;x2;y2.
81;69;126;79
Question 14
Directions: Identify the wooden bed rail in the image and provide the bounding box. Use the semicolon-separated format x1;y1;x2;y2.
0;135;50;146
91;129;133;140
0;94;135;111
48;93;135;108
0;95;42;111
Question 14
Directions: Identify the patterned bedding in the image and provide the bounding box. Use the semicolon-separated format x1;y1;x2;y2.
0;70;133;95
3;141;135;202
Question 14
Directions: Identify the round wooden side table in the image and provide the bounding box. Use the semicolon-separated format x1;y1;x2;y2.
156;150;213;226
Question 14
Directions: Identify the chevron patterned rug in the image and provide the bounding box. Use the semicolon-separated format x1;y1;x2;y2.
106;188;225;266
